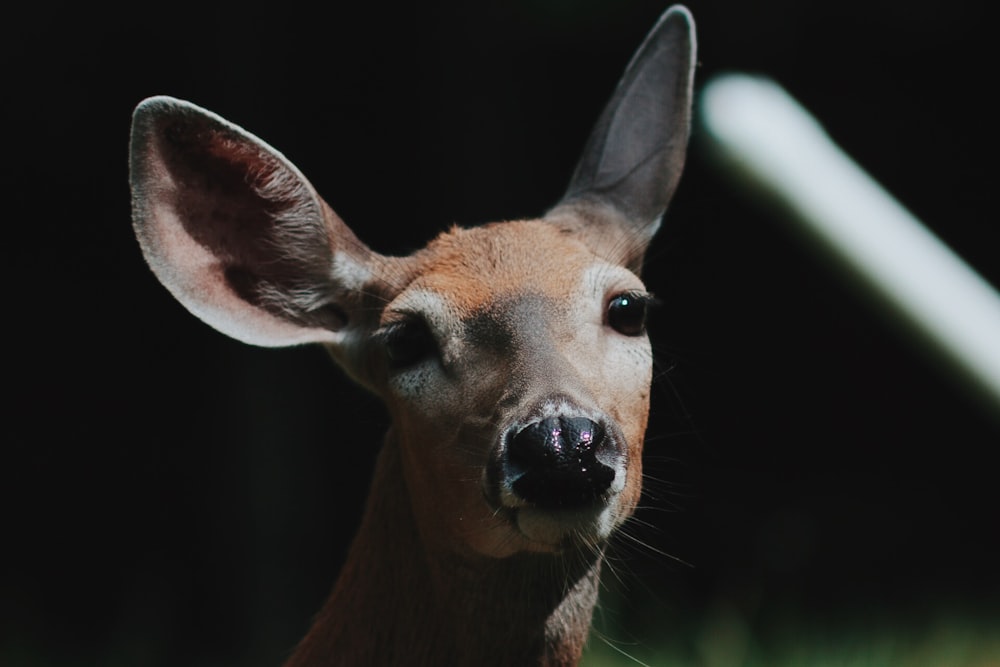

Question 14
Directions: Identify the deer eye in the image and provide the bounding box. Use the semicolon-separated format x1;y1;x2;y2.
607;292;652;336
379;317;438;371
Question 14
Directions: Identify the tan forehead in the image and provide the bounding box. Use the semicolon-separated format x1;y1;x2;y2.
407;220;602;312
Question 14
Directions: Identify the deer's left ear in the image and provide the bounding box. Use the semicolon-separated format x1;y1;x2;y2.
546;5;696;274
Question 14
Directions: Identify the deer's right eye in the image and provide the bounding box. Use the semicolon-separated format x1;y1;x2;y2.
379;318;438;371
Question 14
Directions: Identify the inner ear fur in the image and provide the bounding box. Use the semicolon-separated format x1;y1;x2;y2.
130;96;381;347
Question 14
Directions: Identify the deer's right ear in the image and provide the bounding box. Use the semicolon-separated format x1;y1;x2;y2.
129;96;384;348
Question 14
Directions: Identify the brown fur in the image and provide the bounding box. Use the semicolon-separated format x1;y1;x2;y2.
284;440;602;667
271;219;652;666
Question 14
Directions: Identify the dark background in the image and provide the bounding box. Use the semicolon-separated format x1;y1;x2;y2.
5;1;998;665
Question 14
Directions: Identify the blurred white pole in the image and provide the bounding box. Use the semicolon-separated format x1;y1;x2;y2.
698;73;1000;417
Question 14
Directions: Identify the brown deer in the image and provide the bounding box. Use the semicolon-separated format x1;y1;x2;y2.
128;5;695;665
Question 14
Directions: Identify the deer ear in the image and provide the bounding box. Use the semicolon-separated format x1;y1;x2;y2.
129;96;381;348
547;5;696;273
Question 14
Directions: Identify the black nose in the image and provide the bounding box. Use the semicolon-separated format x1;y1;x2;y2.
506;417;615;509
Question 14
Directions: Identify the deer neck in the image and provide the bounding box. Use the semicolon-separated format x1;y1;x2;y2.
284;433;605;667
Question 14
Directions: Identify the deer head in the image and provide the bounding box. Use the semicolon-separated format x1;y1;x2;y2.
129;6;695;665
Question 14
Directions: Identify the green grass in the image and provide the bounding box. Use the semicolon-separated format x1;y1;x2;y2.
581;608;1000;667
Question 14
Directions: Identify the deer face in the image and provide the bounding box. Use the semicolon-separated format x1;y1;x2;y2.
357;221;653;557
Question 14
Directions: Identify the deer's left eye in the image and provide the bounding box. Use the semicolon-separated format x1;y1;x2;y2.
607;292;651;336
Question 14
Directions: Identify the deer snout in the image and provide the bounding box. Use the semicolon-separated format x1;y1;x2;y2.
503;416;620;509
481;402;633;548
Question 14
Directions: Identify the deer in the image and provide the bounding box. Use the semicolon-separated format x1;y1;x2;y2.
128;5;695;666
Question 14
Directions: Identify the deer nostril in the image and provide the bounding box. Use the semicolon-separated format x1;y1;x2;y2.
506;417;615;509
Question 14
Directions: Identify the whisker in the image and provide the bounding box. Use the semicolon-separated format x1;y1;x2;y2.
614;524;693;568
